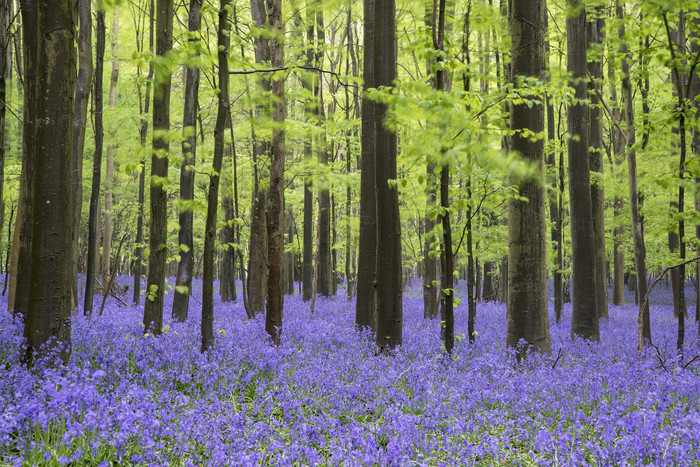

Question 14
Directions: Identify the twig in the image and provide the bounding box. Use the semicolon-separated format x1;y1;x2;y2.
551;348;563;369
682;355;700;370
650;342;669;373
586;70;627;145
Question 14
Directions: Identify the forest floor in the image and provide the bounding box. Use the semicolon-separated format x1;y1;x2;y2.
1;278;700;466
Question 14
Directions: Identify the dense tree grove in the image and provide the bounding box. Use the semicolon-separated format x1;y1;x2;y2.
4;0;700;359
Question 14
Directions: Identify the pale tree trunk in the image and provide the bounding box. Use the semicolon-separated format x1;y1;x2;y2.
143;0;174;335
264;0;285;346
374;0;402;352
507;0;550;355
24;0;75;363
102;13;119;288
202;0;230;352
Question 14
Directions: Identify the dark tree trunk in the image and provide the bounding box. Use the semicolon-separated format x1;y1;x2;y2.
568;0;599;341
84;9;105;316
249;188;268;314
609;60;625;306
507;0;550;355
588;8;608;320
23;0;75;363
374;0;402;352
355;0;376;331
172;0;202;322
285;209;295;295
264;0;285;346
143;0;174;335
302;181;313;300
202;0;230;352
618;1;650;347
71;0;92;307
220;169;237;303
482;261;495;302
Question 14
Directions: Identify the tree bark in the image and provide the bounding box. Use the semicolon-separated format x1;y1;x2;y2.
220;162;237;302
132;0;153;305
265;0;285;346
374;0;402;352
355;0;376;331
143;0;174;335
172;0;202;321
71;0;92;308
568;0;599;341
202;0;230;352
507;0;550;355
588;8;608;320
618;1;650;347
84;9;105;316
608;58;625;306
23;0;75;363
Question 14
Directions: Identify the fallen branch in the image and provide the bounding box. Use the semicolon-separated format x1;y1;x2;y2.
638;255;700;351
551;348;563;369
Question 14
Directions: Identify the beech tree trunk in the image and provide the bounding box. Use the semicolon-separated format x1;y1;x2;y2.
84;9;105;316
618;1;650;347
374;0;402;352
355;0;376;331
507;0;550;355
71;0;92;307
143;0;174;335
265;0;285;346
588;9;608;320
567;0;599;341
172;0;202;322
202;0;230;352
23;0;75;363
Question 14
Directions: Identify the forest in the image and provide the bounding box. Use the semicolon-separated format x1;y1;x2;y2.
2;0;700;464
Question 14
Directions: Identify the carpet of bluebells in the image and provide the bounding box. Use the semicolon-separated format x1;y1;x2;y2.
2;278;700;466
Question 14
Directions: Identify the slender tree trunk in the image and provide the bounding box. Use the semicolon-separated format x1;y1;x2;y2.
355;0;376;331
71;0;92;308
301;0;315;302
608;60;625;306
507;0;550;355
143;0;174;335
84;9;106;316
101;13;119;290
285;208;294;295
220;161;237;302
374;0;402;352
617;1;650;347
24;0;75;363
202;0;230;352
264;0;285;346
588;8;608;320
172;0;202;321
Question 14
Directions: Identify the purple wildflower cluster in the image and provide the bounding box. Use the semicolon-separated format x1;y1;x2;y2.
1;279;699;465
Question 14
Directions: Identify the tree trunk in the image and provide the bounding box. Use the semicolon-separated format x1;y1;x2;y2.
374;0;402;352
609;58;625;306
71;0;92;308
618;1;650;347
143;0;174;335
568;0;599;341
23;0;75;363
355;0;377;331
507;0;550;356
172;0;202;321
220;164;237;303
264;0;285;346
84;9;105;316
102;13;119;288
482;261;495;302
249;188;268;314
302;180;313;300
285;209;295;295
202;0;230;352
10;0;37;316
588;8;608;320
133;0;153;305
